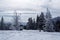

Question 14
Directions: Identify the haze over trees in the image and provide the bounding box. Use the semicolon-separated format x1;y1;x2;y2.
0;8;60;32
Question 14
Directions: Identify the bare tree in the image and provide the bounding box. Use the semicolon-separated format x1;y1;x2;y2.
10;11;20;30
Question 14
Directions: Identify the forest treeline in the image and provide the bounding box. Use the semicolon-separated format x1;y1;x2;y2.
0;8;60;32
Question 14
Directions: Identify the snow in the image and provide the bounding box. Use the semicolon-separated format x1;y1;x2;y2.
0;30;60;40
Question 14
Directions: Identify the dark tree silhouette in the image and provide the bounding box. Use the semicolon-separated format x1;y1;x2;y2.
55;20;60;32
27;18;36;30
39;12;45;30
0;16;4;30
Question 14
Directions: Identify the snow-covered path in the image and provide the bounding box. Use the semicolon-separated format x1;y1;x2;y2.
0;30;60;40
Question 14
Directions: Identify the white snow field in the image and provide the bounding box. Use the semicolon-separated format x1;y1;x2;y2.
0;30;60;40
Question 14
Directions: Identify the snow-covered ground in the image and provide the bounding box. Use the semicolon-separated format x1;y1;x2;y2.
0;30;60;40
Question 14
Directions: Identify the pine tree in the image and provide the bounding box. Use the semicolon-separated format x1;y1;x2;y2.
27;18;33;29
38;12;45;30
36;15;39;23
27;18;36;30
43;8;55;32
43;20;55;32
36;15;40;29
0;16;4;30
32;18;36;30
46;8;52;20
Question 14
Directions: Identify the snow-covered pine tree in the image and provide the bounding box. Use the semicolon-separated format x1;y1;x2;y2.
46;8;52;20
43;8;55;32
43;20;55;32
38;12;45;31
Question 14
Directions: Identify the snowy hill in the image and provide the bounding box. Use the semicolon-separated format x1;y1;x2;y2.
0;30;60;40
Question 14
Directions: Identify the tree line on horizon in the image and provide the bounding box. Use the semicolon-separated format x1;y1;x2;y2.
0;8;60;32
25;8;60;32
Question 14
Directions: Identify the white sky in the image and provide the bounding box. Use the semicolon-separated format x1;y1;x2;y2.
0;0;60;22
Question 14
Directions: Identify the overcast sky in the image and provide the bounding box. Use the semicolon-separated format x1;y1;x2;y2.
0;0;60;22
